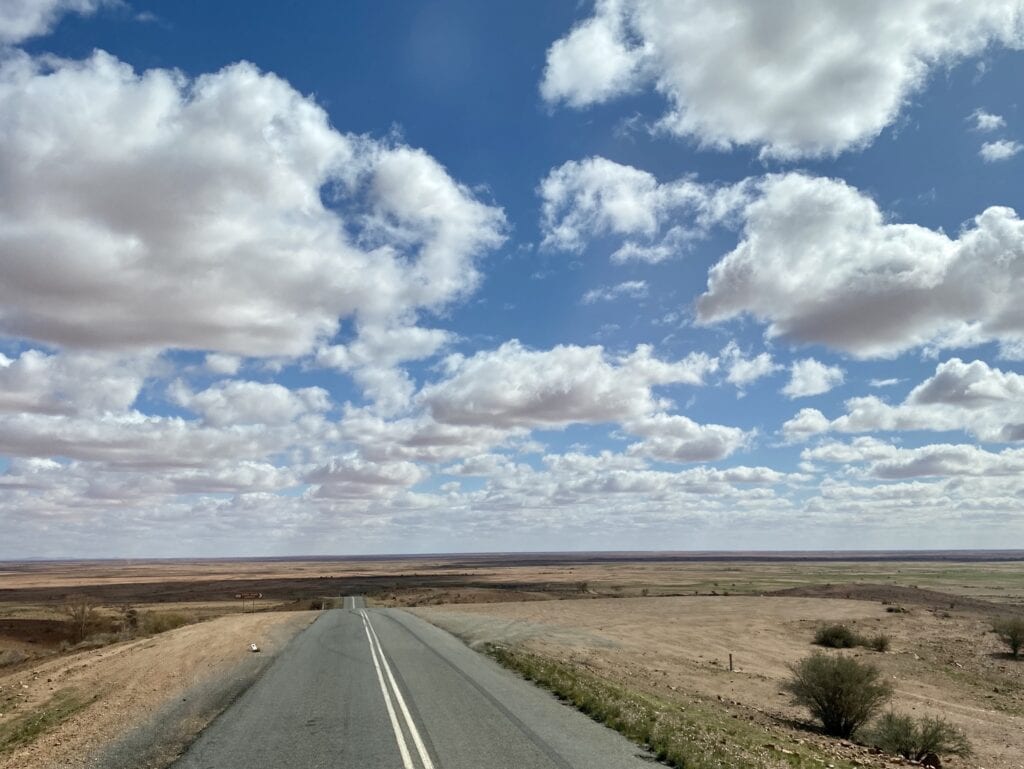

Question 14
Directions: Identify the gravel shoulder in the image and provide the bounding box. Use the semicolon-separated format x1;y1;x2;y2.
0;610;315;769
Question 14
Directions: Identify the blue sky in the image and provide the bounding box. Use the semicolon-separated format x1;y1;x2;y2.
2;0;1024;557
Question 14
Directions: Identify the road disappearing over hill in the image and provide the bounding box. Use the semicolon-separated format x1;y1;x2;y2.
171;596;652;768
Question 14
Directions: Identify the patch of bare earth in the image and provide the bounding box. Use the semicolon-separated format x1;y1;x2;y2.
416;595;1024;769
0;610;314;769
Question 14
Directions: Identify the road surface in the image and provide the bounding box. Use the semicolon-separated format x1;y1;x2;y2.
172;596;654;768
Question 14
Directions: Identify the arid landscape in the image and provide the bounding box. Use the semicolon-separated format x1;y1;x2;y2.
1;552;1023;768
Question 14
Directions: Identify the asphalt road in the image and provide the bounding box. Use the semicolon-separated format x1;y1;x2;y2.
171;597;654;769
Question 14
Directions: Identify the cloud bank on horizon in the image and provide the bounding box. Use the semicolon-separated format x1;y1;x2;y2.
2;0;1024;557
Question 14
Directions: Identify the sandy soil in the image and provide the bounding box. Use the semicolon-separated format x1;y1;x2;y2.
416;595;1024;769
0;610;314;769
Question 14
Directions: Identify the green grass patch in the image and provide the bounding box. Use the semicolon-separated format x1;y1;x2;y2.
0;688;91;755
482;643;858;769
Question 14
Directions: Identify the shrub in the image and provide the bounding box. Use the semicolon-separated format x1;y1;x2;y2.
993;616;1024;658
785;653;893;738
814;624;860;648
869;712;971;761
62;597;99;644
867;634;891;652
141;611;190;635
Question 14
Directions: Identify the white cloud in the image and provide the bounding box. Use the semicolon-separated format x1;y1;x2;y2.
782;358;845;399
698;173;1024;358
0;0;106;44
169;380;331;428
830;358;1024;442
420;340;718;429
720;341;781;389
0;349;151;415
204;354;241;376
971;108;1007;131
804;438;1024;479
980;138;1024;161
869;378;903;388
306;454;427;498
781;408;832;443
624;413;750;462
582;280;648;304
0;51;504;358
539;0;643;108
539;156;750;262
542;1;1024;158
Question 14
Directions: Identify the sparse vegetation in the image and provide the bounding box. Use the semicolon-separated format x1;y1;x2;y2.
993;616;1024;658
0;689;90;755
814;623;860;648
866;633;890;652
140;610;190;635
868;712;971;762
785;653;892;738
813;625;890;652
484;643;852;769
62;597;99;644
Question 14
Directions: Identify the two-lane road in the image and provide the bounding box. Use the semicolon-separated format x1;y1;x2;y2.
172;597;653;768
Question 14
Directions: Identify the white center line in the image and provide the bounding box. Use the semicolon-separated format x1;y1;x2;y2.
360;610;415;769
360;610;437;769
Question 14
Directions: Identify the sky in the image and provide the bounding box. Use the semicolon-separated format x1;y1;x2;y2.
2;0;1024;558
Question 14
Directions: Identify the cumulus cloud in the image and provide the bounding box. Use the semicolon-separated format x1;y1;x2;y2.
306;454;427;498
698;173;1024;358
0;0;106;44
785;358;1024;444
980;138;1024;161
542;0;1024;158
782;359;845;399
539;156;750;262
624;413;750;462
720;341;781;390
781;408;832;443
420;340;718;429
582;280;648;304
0;349;151;415
971;108;1007;131
0;51;504;358
169;380;331;428
804;437;1024;479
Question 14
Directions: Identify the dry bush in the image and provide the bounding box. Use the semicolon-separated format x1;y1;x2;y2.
813;624;860;648
141;611;190;635
785;653;893;738
993;616;1024;658
869;712;971;761
62;597;99;644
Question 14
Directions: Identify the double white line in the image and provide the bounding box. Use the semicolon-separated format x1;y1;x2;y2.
358;610;435;769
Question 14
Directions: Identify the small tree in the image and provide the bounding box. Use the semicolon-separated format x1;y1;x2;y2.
869;712;971;761
63;596;98;644
785;653;893;738
993;616;1024;658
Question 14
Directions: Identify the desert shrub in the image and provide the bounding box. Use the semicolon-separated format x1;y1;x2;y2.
785;653;893;738
62;597;99;644
885;606;908;614
71;632;119;651
867;634;891;652
993;616;1024;658
814;624;861;648
141;611;190;635
869;712;971;761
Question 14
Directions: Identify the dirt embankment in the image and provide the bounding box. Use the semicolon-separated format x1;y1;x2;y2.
0;610;315;769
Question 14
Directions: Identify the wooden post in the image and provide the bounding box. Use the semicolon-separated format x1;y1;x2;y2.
729;653;733;672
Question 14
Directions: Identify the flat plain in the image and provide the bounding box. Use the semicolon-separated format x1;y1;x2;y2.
1;552;1022;768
